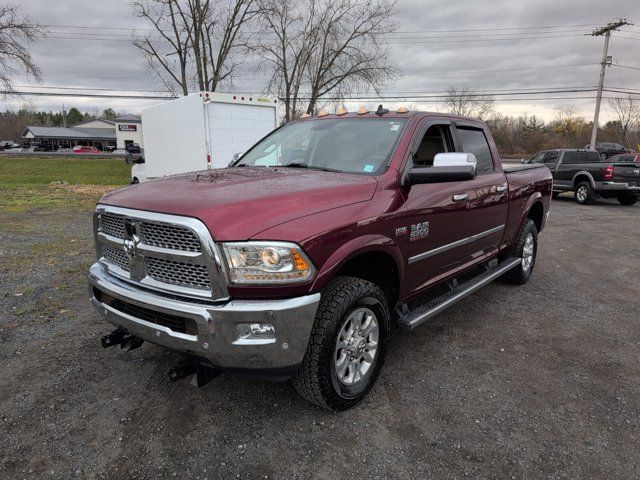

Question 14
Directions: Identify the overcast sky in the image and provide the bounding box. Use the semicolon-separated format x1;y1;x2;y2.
3;0;639;122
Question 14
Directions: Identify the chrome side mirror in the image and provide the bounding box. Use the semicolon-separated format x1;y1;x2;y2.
406;153;477;185
433;152;477;171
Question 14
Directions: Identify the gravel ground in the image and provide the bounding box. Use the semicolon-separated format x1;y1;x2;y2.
1;194;639;479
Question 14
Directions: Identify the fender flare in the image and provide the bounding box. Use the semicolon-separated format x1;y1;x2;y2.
310;234;405;292
571;171;596;188
513;192;544;241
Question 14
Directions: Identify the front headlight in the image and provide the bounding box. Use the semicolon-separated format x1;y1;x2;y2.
221;241;316;284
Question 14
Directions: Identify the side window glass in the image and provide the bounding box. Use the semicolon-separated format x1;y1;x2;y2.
411;125;453;168
531;152;545;164
455;127;494;173
563;151;578;164
545;152;558;165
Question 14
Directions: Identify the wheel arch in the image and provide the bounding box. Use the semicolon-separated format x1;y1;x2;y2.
311;235;404;309
572;171;595;189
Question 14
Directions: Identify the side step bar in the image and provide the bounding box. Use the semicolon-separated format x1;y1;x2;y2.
397;257;521;331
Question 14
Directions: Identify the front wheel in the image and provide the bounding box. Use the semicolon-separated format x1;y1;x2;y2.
617;194;638;206
293;277;389;411
502;219;538;285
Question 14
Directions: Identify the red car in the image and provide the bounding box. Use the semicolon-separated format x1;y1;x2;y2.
73;145;101;154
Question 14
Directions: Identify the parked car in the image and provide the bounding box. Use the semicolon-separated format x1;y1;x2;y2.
72;145;101;154
585;142;628;160
0;140;18;150
126;144;141;154
530;149;640;205
88;109;552;410
608;153;640;163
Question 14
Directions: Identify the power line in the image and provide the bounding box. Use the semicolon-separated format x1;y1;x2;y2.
401;63;599;77
613;63;640;71
38;22;603;34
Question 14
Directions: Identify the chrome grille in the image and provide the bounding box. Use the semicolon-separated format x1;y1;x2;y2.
102;243;130;272
94;205;227;300
146;257;211;289
100;213;126;238
140;222;201;252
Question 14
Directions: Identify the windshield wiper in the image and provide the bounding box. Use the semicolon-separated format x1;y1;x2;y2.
281;162;340;172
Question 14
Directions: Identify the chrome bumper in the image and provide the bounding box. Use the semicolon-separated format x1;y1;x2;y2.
600;182;640;192
88;263;320;372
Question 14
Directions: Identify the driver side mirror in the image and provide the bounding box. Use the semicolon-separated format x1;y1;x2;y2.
228;152;244;167
406;153;477;185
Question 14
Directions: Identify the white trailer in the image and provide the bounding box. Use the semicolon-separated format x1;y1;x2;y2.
132;92;278;182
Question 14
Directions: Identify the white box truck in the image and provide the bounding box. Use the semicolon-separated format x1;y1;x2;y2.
131;92;278;182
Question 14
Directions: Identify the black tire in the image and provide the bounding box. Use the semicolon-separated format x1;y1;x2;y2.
293;276;390;411
617;194;638;206
552;191;560;199
502;219;538;285
131;177;140;184
574;181;594;205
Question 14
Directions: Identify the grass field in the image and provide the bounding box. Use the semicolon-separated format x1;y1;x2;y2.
0;156;130;212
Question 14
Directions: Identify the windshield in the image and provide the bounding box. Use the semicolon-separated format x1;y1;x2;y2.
235;118;408;174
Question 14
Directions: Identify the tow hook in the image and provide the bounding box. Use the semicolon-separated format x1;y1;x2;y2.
168;358;221;388
101;328;144;351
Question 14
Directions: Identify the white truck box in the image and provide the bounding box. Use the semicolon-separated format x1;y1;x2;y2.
137;92;278;181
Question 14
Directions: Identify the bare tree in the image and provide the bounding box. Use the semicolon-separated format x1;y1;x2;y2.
443;86;495;120
132;0;257;95
607;94;640;146
0;5;45;92
258;0;398;122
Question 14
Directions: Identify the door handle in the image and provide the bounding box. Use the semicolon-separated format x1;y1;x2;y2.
452;193;468;202
496;184;508;192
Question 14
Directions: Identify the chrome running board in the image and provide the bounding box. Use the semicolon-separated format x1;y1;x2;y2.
397;257;521;331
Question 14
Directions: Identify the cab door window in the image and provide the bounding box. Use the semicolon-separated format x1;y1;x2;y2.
544;151;558;167
409;124;455;168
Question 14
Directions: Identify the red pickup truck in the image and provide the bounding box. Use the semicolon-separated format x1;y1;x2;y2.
89;108;552;410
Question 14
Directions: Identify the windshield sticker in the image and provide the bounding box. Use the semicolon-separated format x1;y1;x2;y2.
363;164;375;173
389;123;401;131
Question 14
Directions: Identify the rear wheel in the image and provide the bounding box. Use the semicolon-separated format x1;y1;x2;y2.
575;182;594;205
617;194;638;206
502;219;538;285
293;277;389;411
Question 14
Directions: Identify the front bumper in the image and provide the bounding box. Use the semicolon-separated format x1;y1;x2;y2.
88;263;320;374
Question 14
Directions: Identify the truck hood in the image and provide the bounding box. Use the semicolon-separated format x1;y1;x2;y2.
101;167;378;240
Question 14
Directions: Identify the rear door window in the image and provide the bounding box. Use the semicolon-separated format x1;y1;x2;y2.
562;151;578;164
455;127;494;174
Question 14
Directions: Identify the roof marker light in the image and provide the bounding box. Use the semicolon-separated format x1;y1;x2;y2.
300;113;311;118
336;106;348;115
357;106;369;115
397;106;409;113
318;109;329;117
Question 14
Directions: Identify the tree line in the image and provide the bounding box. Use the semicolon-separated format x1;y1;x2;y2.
0;107;119;141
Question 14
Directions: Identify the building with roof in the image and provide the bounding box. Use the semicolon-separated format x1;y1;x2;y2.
22;115;143;151
114;115;144;150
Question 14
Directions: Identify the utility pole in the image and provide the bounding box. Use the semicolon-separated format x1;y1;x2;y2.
589;19;631;150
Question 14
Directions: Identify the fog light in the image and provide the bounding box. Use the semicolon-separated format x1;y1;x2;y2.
236;323;276;339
